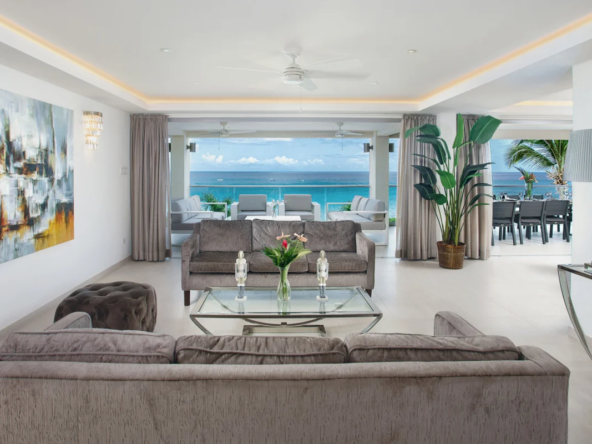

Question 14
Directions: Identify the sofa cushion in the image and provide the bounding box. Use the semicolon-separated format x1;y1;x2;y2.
252;220;305;251
0;329;175;364
284;194;312;211
358;197;369;212
189;252;248;274
306;252;367;273
171;199;191;223
248;251;308;273
345;333;521;363
175;335;347;365
304;220;357;252
361;198;386;222
239;194;267;211
200;220;252;252
351;195;363;211
285;211;314;221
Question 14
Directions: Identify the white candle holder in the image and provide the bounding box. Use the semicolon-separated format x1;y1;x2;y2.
316;250;329;302
235;250;248;301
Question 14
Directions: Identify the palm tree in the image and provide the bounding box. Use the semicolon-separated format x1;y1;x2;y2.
504;139;568;185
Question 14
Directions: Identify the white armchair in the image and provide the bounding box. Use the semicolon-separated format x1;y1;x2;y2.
326;195;389;245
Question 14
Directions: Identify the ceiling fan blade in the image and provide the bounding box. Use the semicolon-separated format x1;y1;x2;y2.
301;78;318;91
228;130;257;135
217;65;278;74
307;71;369;80
344;131;364;136
307;57;362;70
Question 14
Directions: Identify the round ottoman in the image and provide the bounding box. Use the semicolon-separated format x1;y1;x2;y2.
54;282;157;332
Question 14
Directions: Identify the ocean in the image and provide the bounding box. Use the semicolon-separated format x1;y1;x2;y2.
189;171;569;219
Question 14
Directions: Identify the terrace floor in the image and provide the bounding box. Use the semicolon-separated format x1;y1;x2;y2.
3;227;585;442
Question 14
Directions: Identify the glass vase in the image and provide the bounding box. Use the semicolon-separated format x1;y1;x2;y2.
556;185;569;200
277;265;291;301
524;182;534;200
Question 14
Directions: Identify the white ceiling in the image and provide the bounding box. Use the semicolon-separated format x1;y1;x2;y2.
0;0;591;101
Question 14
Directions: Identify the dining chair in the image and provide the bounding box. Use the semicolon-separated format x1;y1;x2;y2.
544;200;570;242
507;194;520;200
492;201;517;246
532;194;544;200
514;201;547;244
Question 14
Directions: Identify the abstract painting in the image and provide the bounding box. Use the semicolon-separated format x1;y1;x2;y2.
0;89;74;264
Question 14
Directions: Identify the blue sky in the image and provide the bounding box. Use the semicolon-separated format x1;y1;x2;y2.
190;137;521;173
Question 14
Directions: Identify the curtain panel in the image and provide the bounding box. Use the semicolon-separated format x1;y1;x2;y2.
457;115;493;260
395;114;439;260
130;114;171;261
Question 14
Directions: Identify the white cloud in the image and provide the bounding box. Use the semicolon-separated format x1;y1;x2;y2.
302;159;324;166
274;156;298;166
230;156;261;164
202;153;223;163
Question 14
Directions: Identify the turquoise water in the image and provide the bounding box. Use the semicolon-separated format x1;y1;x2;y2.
189;171;569;220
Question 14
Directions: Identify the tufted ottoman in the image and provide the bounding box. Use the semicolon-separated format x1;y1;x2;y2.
54;282;157;332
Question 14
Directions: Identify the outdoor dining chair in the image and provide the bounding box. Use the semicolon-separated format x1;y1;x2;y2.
507;194;520;200
544;200;570;242
514;201;547;244
492;201;517;246
532;194;544;200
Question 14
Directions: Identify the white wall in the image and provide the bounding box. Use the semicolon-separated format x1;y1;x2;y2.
0;64;131;330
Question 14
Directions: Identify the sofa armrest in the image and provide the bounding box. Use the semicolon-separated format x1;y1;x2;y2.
434;311;484;336
356;231;375;289
518;346;570;377
181;233;200;291
312;202;321;220
46;312;92;331
230;202;239;220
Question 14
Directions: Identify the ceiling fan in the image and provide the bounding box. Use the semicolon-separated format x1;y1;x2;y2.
333;122;363;138
217;48;367;91
206;122;257;138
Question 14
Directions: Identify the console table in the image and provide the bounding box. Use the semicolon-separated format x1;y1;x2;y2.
557;264;592;360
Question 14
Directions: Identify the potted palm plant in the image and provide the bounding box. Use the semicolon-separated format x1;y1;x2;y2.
504;139;569;199
405;114;501;269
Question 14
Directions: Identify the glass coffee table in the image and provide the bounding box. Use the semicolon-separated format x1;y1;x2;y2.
190;287;383;336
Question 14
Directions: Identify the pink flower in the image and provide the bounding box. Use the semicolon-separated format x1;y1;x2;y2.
282;239;288;249
294;233;308;243
519;176;525;181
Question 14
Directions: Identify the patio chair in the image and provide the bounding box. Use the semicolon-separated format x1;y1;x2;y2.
544;200;570;242
279;194;321;220
492;201;517;246
533;194;544;200
507;194;520;200
513;201;547;244
326;195;389;245
230;194;269;220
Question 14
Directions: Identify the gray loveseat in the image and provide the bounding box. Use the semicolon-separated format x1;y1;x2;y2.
327;195;389;245
182;219;375;306
171;196;226;233
0;311;569;443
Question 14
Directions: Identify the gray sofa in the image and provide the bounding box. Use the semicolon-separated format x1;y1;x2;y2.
0;311;569;443
182;219;375;306
171;195;226;233
327;195;389;245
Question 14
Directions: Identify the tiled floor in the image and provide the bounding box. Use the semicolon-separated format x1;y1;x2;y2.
5;228;588;442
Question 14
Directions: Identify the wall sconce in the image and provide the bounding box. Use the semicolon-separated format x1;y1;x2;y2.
389;143;395;153
187;142;197;153
363;143;373;153
83;111;103;150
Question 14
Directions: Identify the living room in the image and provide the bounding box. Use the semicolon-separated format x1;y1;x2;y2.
0;2;591;443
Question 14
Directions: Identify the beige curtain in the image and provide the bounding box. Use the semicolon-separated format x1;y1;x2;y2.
395;114;439;260
457;115;493;260
130;114;171;261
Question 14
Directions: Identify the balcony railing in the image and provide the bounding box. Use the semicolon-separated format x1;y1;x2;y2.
189;183;570;221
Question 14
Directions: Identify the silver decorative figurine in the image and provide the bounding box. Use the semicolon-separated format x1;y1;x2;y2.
316;250;329;301
235;250;248;301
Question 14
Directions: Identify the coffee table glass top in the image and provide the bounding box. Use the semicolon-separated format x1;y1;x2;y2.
191;287;379;318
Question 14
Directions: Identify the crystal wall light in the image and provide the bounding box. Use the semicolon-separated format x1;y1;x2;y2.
83;111;103;150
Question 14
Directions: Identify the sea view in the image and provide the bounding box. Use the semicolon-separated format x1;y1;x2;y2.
189;171;568;219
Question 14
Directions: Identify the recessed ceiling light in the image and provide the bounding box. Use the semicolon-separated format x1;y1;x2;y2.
371;82;379;85
193;81;199;84
161;48;172;53
407;49;417;53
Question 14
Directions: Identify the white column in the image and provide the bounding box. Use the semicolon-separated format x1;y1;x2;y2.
369;134;390;205
170;135;190;201
570;59;592;335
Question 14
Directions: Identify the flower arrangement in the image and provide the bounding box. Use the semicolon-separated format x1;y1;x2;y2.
516;167;537;199
262;232;311;301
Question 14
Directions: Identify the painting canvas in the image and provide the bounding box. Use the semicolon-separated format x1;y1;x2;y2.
0;89;74;264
